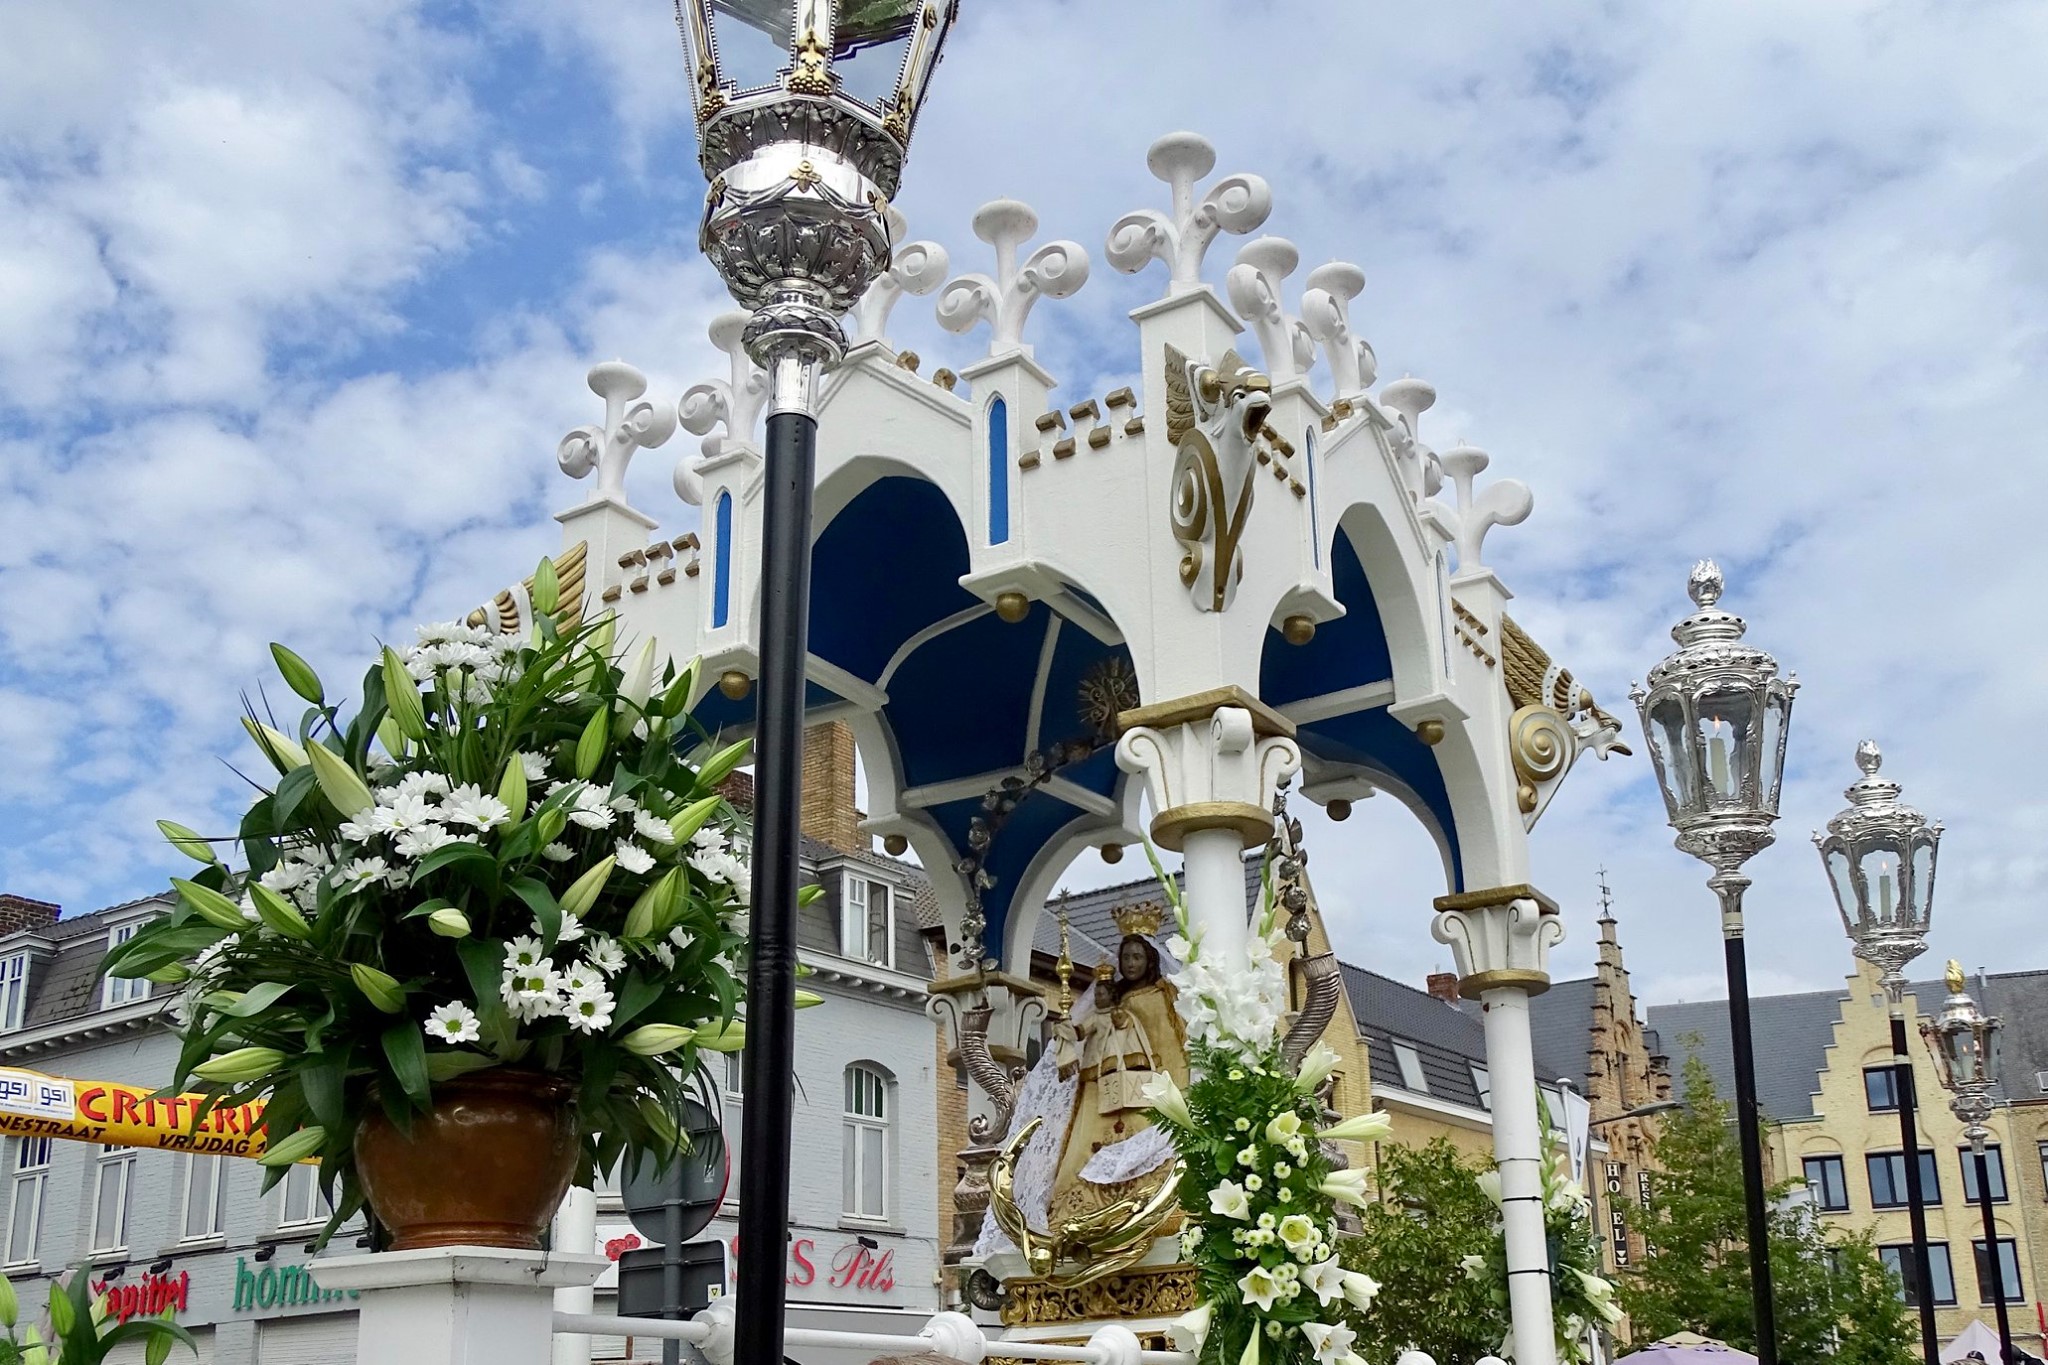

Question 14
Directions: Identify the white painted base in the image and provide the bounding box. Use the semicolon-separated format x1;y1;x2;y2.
317;1246;610;1365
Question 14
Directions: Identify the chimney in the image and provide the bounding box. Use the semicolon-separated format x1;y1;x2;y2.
799;720;865;854
0;895;60;937
1426;971;1461;1003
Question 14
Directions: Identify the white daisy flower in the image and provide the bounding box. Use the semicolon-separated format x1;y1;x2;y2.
441;784;512;831
584;936;627;976
633;809;675;845
338;818;381;844
334;857;389;893
501;965;563;1021
541;842;575;862
551;914;586;944
503;935;547;970
392;771;452;801
607;791;641;814
568;787;615;830
564;990;615;1034
650;943;676;971
560;962;607;999
393;824;458;860
369;790;438;834
517;751;548;781
426;1002;481;1045
668;926;694;951
614;841;656;876
690;826;728;854
259;861;313;894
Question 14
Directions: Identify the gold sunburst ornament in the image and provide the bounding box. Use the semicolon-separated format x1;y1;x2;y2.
1077;655;1139;737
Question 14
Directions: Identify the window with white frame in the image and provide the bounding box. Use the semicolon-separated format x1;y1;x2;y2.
842;1064;889;1221
92;1144;133;1253
841;876;893;968
1390;1041;1429;1093
181;1155;229;1241
1470;1063;1492;1111
103;924;149;1007
278;1162;329;1229
0;954;27;1033
724;1049;744;1099
6;1138;51;1266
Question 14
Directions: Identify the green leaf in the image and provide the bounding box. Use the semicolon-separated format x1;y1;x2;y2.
218;980;293;1018
425;1051;496;1082
271;643;325;704
381;1022;431;1107
455;938;504;1008
612;970;665;1029
271;765;320;829
301;1049;348;1130
410;840;497;882
509;877;563;948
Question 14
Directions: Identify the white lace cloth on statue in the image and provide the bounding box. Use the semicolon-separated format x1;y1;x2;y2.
973;936;1183;1259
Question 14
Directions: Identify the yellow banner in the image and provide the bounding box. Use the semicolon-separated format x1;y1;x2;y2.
0;1066;271;1158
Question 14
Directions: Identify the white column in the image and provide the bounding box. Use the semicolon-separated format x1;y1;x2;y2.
318;1246;610;1365
553;1188;600;1365
1181;828;1250;963
1479;987;1552;1365
1115;691;1300;952
1432;889;1566;1365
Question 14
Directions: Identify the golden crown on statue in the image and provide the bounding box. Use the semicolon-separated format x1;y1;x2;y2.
1111;902;1165;939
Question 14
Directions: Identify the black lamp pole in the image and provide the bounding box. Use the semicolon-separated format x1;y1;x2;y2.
735;404;817;1365
1716;881;1779;1365
1890;1013;1940;1365
1973;1147;2017;1364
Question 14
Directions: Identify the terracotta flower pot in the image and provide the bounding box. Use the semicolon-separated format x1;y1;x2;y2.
355;1068;579;1251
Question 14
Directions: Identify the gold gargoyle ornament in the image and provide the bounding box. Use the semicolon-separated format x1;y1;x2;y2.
1164;345;1272;613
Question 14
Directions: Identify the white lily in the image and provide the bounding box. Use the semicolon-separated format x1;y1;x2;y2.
1294;1040;1341;1094
1318;1168;1370;1208
1140;1071;1193;1126
1166;1305;1211;1353
619;637;658;714
1299;1322;1356;1365
1316;1111;1393;1143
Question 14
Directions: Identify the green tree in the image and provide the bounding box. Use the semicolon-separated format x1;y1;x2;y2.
1341;1138;1507;1364
1621;1054;1915;1363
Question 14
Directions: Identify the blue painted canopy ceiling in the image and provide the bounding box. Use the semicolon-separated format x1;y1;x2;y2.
695;473;1464;956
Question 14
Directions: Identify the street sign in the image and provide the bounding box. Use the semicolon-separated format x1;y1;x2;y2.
617;1241;727;1320
620;1096;728;1246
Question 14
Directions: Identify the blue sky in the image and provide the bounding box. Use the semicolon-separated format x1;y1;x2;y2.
4;0;2046;1005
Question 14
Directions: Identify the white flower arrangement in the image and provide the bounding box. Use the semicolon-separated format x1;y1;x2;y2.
1141;845;1391;1365
110;588;779;1244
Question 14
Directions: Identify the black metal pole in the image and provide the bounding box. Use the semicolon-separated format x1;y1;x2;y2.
1720;903;1780;1365
1892;1012;1940;1365
1976;1147;2017;1364
664;1200;684;1365
734;407;816;1365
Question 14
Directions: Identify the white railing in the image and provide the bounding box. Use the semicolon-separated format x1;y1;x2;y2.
552;1303;1194;1365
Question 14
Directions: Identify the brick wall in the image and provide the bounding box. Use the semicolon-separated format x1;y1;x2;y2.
0;896;58;937
799;721;863;854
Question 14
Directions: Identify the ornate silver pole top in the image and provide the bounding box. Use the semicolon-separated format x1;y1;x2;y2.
1816;740;1942;1001
671;1;962;382
1631;560;1799;873
1921;960;2001;1149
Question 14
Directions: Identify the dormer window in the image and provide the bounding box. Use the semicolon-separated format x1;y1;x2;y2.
0;955;27;1033
841;876;893;969
103;924;149;1008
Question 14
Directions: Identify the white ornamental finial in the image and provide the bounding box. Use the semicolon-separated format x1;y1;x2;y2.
1432;444;1532;575
675;311;769;505
1104;131;1272;294
935;199;1090;359
851;206;951;348
1225;237;1314;386
1301;262;1377;403
1379;375;1440;500
557;360;677;509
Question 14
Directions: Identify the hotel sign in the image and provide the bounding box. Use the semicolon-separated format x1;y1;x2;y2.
1603;1162;1631;1268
